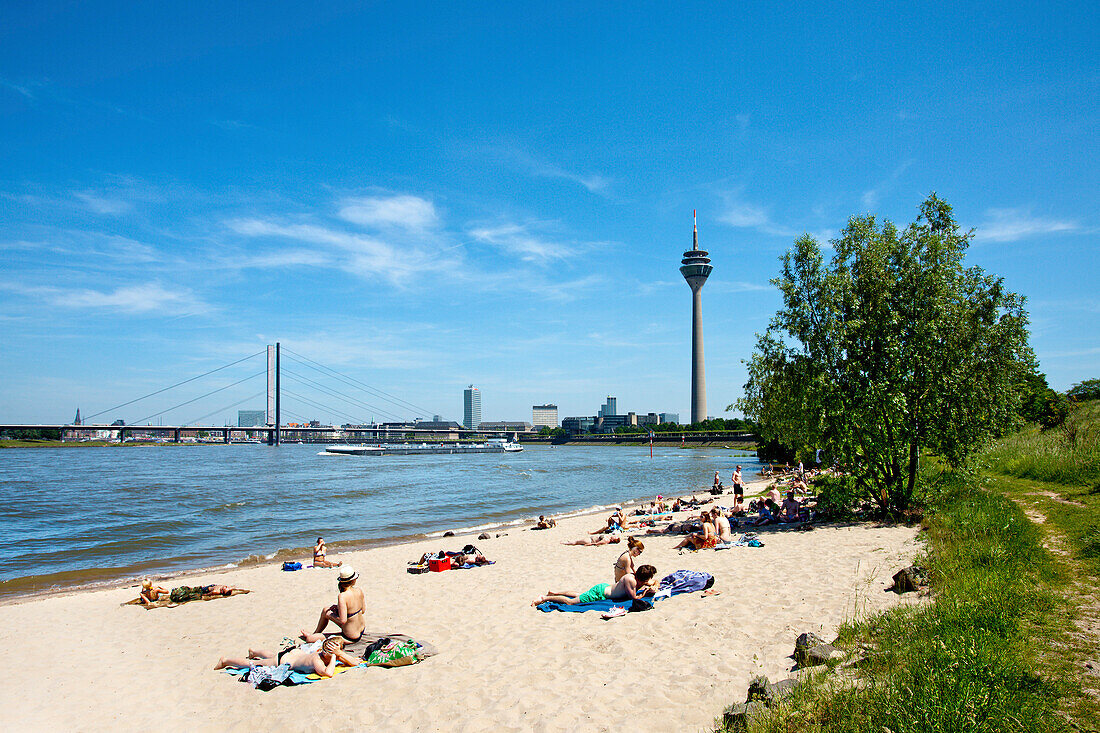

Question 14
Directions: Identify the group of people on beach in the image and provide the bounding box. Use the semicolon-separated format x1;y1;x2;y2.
214;565;366;677
201;460;819;677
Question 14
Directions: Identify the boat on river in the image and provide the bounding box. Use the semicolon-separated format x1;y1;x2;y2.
320;438;524;456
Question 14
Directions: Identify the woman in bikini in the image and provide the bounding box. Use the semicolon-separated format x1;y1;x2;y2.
531;565;658;607
613;537;644;581
561;535;621;546
139;578;169;605
673;512;717;550
303;567;365;643
313;537;342;568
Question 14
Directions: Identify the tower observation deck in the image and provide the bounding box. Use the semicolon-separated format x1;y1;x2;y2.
680;210;712;425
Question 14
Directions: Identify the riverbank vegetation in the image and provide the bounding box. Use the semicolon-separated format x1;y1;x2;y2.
721;194;1098;730
720;401;1100;732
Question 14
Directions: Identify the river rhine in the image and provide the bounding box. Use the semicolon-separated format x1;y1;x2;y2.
0;443;760;599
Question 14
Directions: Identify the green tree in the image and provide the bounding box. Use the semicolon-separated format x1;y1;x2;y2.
1068;378;1100;402
739;194;1034;513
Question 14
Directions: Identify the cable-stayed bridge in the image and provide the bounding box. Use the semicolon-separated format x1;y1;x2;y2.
3;344;513;444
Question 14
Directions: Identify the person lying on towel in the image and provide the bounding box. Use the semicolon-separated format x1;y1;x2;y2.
531;565;658;607
214;636;359;677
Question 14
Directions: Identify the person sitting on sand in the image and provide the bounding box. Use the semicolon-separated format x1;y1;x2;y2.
313;537;342;568
532;564;658;607
561;535;622;546
752;499;779;526
613;537;644;581
590;509;630;535
711;508;733;543
780;491;801;523
535;515;557;529
214;636;359;677
303;567;365;644
674;512;717;550
729;492;747;516
766;485;782;505
139;578;169;605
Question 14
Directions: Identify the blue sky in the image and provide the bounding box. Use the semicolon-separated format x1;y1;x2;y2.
1;2;1097;427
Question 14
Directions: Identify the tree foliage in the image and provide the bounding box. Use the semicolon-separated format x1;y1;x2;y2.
738;194;1034;513
1068;378;1100;403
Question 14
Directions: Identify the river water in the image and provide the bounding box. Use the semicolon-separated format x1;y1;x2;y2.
0;443;760;599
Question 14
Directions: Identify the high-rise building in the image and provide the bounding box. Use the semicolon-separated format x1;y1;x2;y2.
680;210;713;424
463;385;482;429
659;412;680;425
599;396;617;417
238;410;266;427
532;404;558;428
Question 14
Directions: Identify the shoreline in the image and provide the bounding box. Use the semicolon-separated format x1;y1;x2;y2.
0;477;920;731
0;477;775;606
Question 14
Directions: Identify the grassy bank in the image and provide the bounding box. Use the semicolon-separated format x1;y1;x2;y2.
719;403;1100;732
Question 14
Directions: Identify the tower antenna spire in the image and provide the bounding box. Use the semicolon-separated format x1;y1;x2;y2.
693;209;698;249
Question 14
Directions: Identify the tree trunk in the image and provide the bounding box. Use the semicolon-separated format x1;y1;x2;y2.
905;438;919;509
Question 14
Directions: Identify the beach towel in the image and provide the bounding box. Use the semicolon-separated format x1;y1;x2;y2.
221;632;438;689
123;589;250;610
536;597;658;614
658;570;714;595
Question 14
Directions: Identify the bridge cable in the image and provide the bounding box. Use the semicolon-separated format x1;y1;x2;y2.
183;389;267;427
279;388;369;426
85;350;266;421
131;370;266;426
281;367;405;423
281;349;436;417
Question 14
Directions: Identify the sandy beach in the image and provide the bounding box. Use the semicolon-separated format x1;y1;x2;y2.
2;484;921;732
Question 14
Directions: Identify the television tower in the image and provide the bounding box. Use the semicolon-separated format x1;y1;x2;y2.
680;210;713;424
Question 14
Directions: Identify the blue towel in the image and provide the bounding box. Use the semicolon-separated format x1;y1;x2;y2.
537;596;665;613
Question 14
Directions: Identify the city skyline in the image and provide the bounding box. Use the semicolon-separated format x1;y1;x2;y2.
1;3;1096;427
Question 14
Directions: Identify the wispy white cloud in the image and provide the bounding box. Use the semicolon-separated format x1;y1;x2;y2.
861;159;914;209
228;217;457;286
337;194;439;230
74;190;133;215
467;223;577;263
0;281;205;314
0;77;36;99
717;193;796;238
707;279;774;294
480;146;611;194
972;208;1081;242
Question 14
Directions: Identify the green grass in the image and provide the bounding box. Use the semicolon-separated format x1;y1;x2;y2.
721;472;1071;733
717;403;1100;732
982;400;1100;489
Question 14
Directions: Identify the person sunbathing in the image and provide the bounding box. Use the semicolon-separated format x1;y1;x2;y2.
590;509;630;535
313;537;342;568
534;515;557;529
139;578;169;605
532;564;658;606
780;492;801;522
302;567;365;644
613;537;644;581
711;508;733;543
200;584;241;596
674;512;717;550
751;499;780;526
214;637;358;677
562;535;622;546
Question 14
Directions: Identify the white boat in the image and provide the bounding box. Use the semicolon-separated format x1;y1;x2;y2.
320;438;523;456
